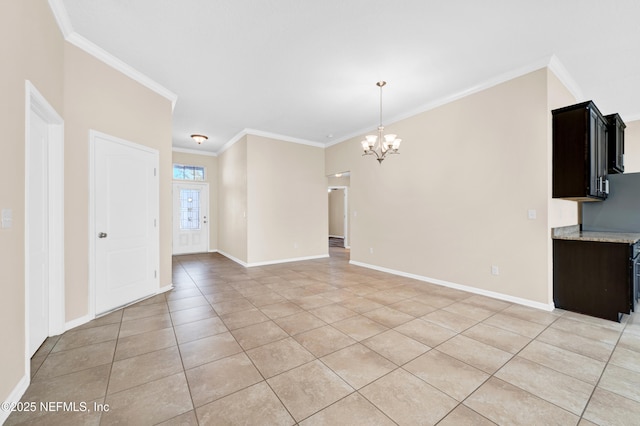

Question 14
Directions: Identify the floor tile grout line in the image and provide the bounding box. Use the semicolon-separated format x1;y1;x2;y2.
163;292;200;424
456;311;603;421
97;310;125;423
20;249;640;425
577;313;637;422
390;307;575;422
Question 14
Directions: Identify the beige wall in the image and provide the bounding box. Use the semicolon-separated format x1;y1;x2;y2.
218;137;248;262
172;151;219;250
247;135;327;264
0;0;65;404
329;189;345;237
326;68;557;306
63;44;173;321
1;0;173;406
327;176;350;187
624;120;640;173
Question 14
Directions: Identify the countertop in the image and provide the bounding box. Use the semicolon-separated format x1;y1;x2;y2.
552;225;640;244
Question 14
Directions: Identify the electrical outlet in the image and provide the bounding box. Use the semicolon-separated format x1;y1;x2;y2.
294;242;298;249
491;265;499;275
1;209;12;229
528;209;537;220
369;247;374;254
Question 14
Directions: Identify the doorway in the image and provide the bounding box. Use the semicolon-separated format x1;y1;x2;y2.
25;81;65;358
327;171;350;255
90;131;159;315
172;182;210;254
328;187;348;248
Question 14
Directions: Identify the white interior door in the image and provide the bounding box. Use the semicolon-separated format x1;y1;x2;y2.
28;111;49;356
172;182;209;254
93;132;159;315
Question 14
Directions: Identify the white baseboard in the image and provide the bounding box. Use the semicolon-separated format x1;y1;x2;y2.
328;235;345;238
349;260;554;312
246;254;329;267
217;251;330;268
208;249;219;253
217;250;249;267
64;313;94;332
157;284;174;294
1;373;30;424
64;284;172;332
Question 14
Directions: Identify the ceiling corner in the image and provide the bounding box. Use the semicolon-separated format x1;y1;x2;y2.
47;0;74;38
547;55;584;102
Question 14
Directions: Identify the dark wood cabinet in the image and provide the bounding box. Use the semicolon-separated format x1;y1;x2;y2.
552;101;608;201
606;113;625;174
553;239;635;321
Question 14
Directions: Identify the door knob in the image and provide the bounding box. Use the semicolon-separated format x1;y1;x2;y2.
98;232;108;238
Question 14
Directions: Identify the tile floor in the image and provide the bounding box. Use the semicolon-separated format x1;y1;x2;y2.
8;247;640;425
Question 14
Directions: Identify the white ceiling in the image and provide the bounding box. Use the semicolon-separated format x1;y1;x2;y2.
57;0;640;154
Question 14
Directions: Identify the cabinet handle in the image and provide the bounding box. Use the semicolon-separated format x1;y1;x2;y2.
605;179;610;194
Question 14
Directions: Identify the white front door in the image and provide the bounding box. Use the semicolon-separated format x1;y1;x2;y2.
92;131;159;315
172;182;209;254
28;111;49;356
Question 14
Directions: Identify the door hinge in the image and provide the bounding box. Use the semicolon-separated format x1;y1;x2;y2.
154;218;157;227
154;270;157;278
154;168;157;177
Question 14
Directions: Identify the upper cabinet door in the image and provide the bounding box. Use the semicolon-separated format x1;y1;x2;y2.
552;101;608;201
594;109;608;198
606;113;626;174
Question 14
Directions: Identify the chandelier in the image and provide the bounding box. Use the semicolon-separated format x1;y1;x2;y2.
360;81;402;163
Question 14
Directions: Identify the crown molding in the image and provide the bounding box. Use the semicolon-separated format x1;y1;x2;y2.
217;130;249;155
623;113;640;123
172;147;217;157
217;128;324;156
328;55;586;147
48;0;73;37
244;128;324;148
547;54;584;101
47;0;178;111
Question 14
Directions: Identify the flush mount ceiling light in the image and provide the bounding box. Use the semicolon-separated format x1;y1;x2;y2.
191;134;208;144
360;81;402;164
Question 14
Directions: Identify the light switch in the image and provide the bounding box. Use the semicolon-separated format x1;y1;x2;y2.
1;209;13;229
527;209;537;220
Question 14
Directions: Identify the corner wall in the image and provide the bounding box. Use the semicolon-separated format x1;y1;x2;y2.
246;135;327;264
0;1;173;411
0;0;64;405
63;44;173;321
326;68;556;306
218;137;248;262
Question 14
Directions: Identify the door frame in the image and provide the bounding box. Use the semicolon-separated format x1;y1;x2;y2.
88;130;160;318
172;181;210;255
328;186;349;248
24;81;65;368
